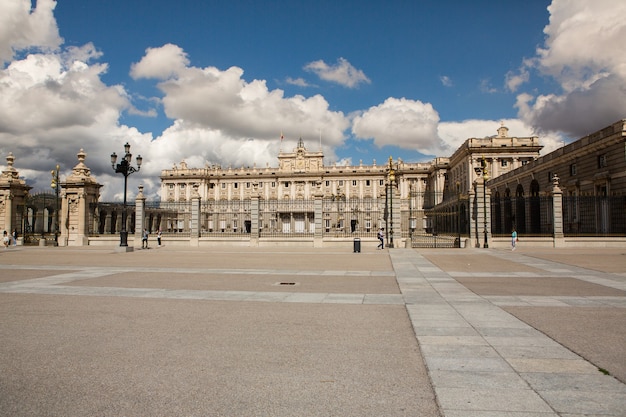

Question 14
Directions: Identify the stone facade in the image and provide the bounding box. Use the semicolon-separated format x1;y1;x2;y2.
488;119;626;198
0;153;31;240
59;150;102;246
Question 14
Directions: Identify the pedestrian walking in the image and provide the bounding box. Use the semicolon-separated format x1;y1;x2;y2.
377;228;384;249
12;229;17;246
142;228;149;249
157;229;162;247
3;231;9;248
511;228;518;251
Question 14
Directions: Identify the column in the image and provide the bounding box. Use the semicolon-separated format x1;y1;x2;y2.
552;174;564;247
190;184;200;247
314;194;323;247
135;185;146;248
251;194;260;246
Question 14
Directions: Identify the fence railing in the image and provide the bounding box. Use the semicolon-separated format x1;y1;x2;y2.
491;196;554;237
87;194;626;243
563;196;626;236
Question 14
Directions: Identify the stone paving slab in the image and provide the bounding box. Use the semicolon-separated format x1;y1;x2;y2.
69;271;401;294
392;248;626;417
1;245;626;416
0;293;438;417
456;276;626;297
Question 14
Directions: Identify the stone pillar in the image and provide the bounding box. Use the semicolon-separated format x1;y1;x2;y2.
552;174;564;247
0;153;31;242
389;185;400;248
314;182;323;248
190;184;200;247
250;197;260;248
472;178;491;248
470;185;479;247
134;185;146;249
60;149;102;246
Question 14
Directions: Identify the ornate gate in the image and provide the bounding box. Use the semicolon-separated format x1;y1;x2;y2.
22;191;60;245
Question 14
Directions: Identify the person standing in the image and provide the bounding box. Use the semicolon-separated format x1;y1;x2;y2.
511;228;518;251
3;231;9;248
142;228;149;249
377;228;384;250
157;229;162;247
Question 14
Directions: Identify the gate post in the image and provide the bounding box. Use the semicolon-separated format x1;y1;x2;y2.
0;153;30;242
60;149;102;246
314;182;323;248
134;185;146;249
190;184;200;247
470;185;478;247
552;174;564;247
250;183;260;247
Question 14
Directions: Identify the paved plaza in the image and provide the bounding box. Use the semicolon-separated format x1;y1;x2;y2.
0;243;625;416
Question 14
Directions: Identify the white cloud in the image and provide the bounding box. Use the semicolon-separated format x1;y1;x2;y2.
513;0;626;137
130;45;350;146
505;66;529;93
304;57;371;88
479;79;497;94
351;97;443;155
0;0;62;63
130;43;189;80
439;75;453;87
285;77;314;87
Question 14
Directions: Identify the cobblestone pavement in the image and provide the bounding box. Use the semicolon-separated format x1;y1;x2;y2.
0;245;624;416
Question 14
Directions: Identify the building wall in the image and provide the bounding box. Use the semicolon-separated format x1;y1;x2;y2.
159;126;542;206
488;119;626;198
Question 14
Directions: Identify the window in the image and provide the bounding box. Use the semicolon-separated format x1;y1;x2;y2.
234;183;238;189
271;182;276;188
180;184;186;189
325;181;330;186
284;182;289;187
352;180;357;186
246;182;250;188
366;180;371;186
169;184;174;189
339;180;344;186
259;182;263;188
379;180;384;186
209;183;215;189
501;160;508;167
598;154;607;168
221;183;226;189
521;160;528;166
569;164;577;176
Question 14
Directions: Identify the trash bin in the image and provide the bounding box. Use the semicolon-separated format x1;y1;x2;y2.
353;238;361;253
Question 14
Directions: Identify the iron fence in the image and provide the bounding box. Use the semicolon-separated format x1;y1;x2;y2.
21;191;59;245
201;199;251;237
491;195;554;237
563;195;626;236
260;199;315;238
148;200;192;237
404;192;468;248
321;197;383;238
91;202;136;236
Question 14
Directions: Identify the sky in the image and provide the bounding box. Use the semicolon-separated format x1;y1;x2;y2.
1;0;625;200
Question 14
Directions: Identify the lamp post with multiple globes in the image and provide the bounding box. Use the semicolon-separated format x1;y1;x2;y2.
110;143;142;247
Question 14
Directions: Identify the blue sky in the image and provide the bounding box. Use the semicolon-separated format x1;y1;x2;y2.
1;0;625;199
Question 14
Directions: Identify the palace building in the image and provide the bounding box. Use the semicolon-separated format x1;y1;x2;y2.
160;126;542;205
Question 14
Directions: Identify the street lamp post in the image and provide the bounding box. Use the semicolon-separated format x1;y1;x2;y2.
474;158;489;249
110;143;142;247
456;181;461;247
388;156;396;249
50;165;60;246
